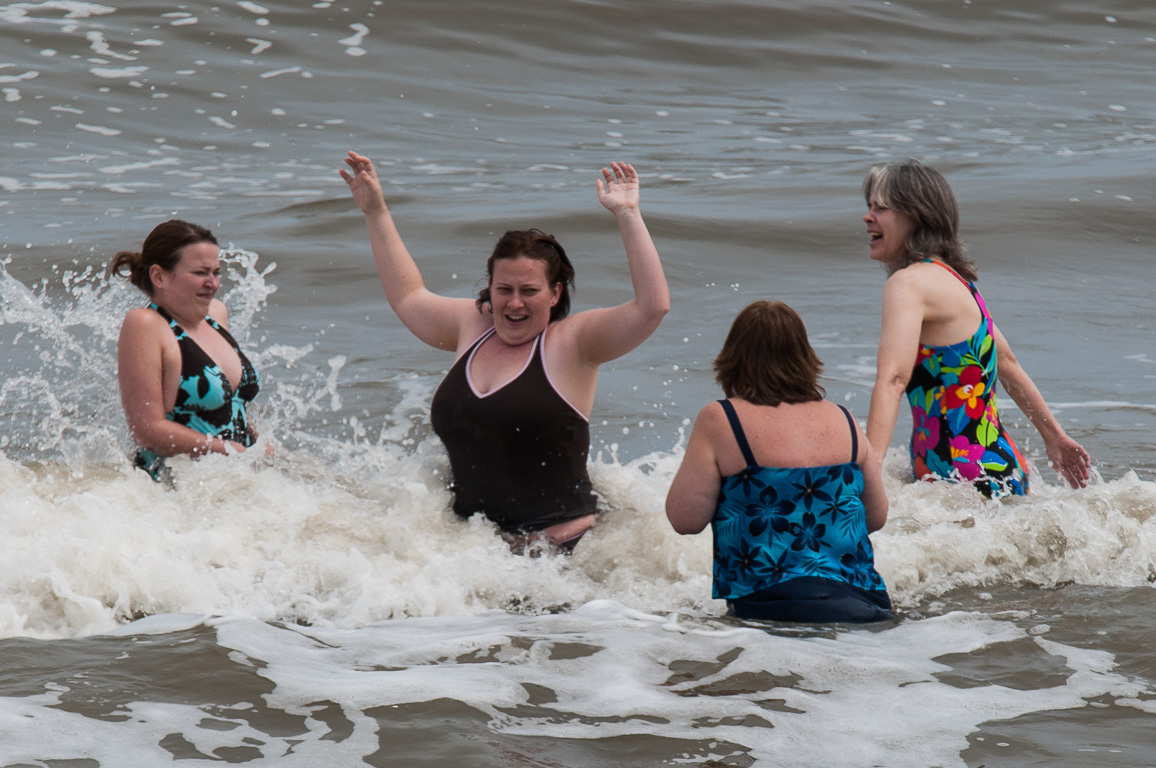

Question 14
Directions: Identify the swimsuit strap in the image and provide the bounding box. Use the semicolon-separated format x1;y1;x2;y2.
925;259;991;323
149;301;243;356
925;258;971;287
149;301;178;328
718;399;759;469
149;301;217;332
837;404;859;464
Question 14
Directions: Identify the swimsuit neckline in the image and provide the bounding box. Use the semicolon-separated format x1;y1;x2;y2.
151;302;245;394
465;326;543;399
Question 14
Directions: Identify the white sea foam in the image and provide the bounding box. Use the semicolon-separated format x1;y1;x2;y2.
0;605;1146;766
74;122;120;136
0;1;115;25
89;65;147;79
2;254;1156;641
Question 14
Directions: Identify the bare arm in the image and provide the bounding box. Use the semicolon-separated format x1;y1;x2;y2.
666;403;724;535
858;435;889;533
117;310;244;457
340;151;477;351
866;273;925;455
991;324;1091;488
570;163;670;366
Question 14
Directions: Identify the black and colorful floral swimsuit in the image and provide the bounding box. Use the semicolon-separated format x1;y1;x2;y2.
904;261;1028;498
134;303;260;480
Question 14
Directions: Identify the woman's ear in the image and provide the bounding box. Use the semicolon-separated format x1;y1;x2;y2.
148;263;166;293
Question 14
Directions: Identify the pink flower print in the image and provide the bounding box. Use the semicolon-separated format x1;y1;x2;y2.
912;407;940;456
949;435;984;480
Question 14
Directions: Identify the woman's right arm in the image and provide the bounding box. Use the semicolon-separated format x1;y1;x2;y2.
666;403;724;535
341;151;477;351
866;271;926;455
117;310;243;457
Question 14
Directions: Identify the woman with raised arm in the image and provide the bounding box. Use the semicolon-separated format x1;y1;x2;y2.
666;300;891;623
863;160;1090;497
341;152;669;550
112;220;262;481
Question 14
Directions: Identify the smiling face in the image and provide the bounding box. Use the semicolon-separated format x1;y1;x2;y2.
488;256;562;346
150;241;221;317
863;196;915;267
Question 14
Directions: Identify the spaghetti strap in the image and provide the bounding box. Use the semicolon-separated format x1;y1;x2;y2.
837;405;859;464
718;399;759;469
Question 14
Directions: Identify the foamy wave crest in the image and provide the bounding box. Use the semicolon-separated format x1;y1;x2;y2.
873;452;1156;606
3;255;1156;640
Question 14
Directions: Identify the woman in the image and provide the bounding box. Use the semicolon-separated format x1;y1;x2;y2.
341;151;669;549
666;301;891;623
863;160;1090;497
112;220;261;480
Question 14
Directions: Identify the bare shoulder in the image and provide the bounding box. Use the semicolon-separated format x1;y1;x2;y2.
121;306;165;334
445;306;495;358
118;307;173;356
695;399;727;424
539;312;587;355
881;262;951;313
691;400;733;441
823;398;860;423
884;261;939;290
209;298;229;328
459;305;494;341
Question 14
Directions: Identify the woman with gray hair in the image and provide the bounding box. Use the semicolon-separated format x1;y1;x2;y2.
863;160;1090;497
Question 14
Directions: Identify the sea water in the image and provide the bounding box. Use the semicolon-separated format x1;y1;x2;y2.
2;0;1155;765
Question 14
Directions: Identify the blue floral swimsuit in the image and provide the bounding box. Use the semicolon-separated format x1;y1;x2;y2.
711;400;890;623
134;303;260;480
904;261;1028;498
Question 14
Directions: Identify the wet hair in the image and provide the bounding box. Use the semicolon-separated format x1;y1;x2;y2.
713;300;825;406
108;219;219;295
475;229;575;322
862;159;977;281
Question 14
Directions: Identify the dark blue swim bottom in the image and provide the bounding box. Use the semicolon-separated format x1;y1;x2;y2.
728;576;892;624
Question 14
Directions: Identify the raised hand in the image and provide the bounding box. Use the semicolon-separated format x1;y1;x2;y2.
596;161;640;216
340;151;387;214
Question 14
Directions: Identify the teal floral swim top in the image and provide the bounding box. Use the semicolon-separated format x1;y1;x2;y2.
134;302;260;481
711;400;888;601
905;261;1027;498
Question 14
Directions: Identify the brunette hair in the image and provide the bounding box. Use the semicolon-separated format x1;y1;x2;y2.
475;229;574;322
862;159;977;281
713;300;825;406
108;219;219;295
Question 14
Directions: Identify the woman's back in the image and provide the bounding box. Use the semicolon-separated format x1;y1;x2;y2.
713;398;860;475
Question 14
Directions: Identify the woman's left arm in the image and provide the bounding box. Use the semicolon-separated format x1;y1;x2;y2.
992;324;1091;488
666;403;724;535
572;162;670;365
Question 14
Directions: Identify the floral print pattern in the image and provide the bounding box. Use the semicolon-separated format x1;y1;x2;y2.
711;401;888;601
904;263;1027;498
134;303;259;482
